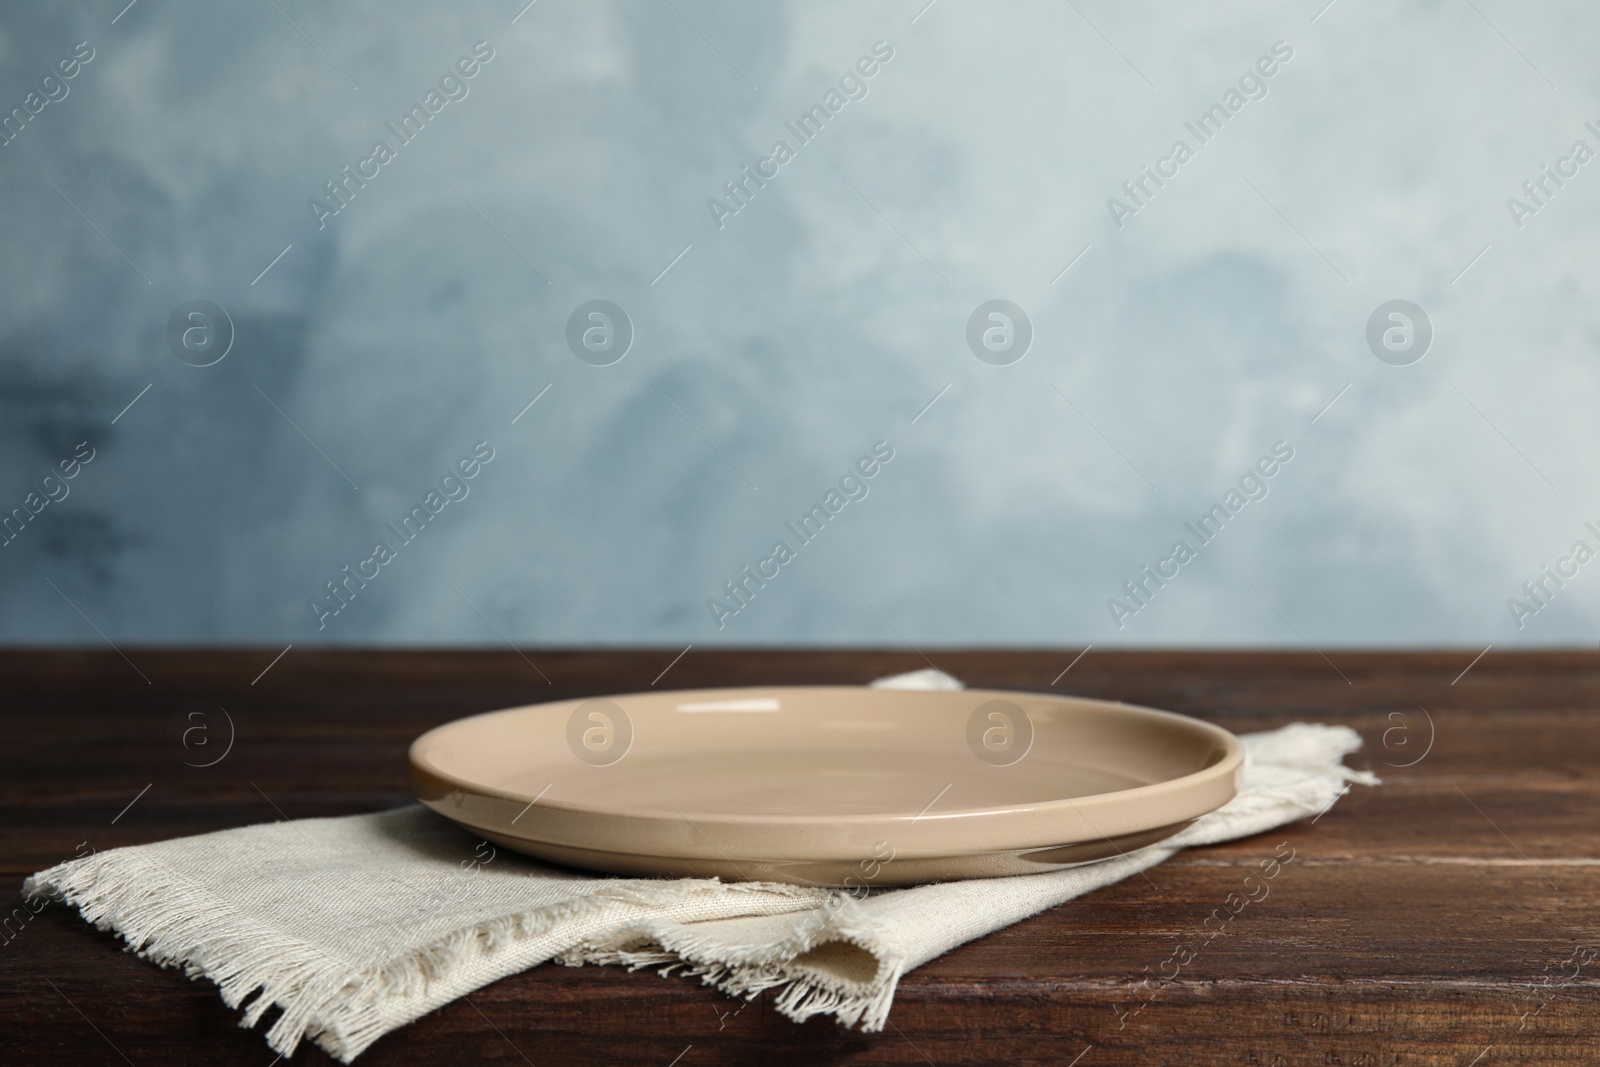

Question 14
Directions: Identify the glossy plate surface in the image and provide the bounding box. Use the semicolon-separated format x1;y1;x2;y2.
409;686;1243;886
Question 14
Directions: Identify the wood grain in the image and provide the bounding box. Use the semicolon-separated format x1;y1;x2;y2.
1;649;1596;1065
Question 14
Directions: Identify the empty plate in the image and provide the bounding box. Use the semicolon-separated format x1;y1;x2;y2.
409;686;1242;886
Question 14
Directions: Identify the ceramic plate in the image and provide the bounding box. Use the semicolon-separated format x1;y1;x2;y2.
409;686;1242;887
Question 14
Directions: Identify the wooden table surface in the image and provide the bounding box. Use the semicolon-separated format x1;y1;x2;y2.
2;649;1596;1065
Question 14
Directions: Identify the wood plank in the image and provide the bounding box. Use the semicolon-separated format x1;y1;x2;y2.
4;864;1595;1064
1;651;1596;1064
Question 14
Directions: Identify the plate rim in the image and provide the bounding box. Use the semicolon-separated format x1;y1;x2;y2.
409;684;1244;834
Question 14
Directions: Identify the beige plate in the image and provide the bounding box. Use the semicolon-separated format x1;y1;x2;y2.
410;686;1242;887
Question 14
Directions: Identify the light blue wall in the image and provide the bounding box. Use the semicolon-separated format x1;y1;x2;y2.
3;0;1597;647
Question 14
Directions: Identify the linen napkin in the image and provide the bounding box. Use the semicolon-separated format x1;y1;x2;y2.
26;672;1377;1062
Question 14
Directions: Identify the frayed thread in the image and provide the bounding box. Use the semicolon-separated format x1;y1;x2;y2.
25;851;821;1062
572;893;906;1031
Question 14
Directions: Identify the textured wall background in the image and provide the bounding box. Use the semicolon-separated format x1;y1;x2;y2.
2;0;1597;648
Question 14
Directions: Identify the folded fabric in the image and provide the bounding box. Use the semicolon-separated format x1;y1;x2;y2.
26;675;1377;1062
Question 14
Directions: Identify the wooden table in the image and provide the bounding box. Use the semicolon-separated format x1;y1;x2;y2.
2;650;1596;1065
